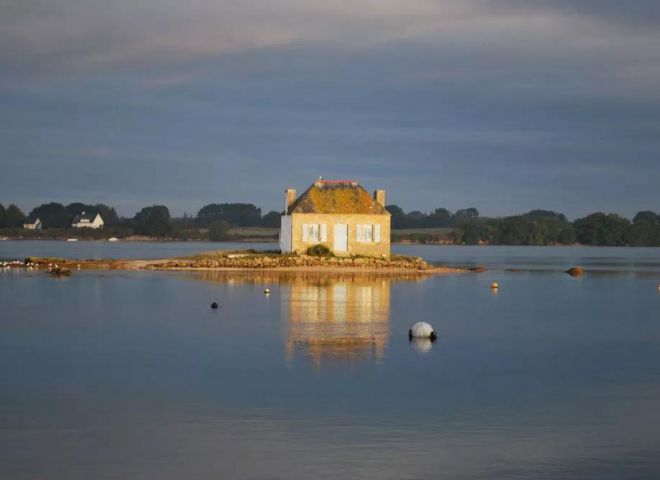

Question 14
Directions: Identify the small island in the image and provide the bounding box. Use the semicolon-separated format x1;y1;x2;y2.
16;250;464;275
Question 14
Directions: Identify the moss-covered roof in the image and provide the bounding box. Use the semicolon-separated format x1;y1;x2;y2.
287;180;389;215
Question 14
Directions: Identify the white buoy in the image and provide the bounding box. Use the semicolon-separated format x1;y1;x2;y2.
264;288;271;295
409;321;437;341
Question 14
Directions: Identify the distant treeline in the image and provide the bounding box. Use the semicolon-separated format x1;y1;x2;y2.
0;202;280;240
385;205;660;246
1;201;659;246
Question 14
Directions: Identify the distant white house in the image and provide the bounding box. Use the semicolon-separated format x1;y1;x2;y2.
23;217;42;230
71;211;104;229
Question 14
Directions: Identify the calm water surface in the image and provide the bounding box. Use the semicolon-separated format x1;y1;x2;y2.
1;264;660;479
1;240;659;272
0;240;276;261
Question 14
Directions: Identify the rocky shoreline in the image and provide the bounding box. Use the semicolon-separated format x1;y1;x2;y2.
8;251;464;275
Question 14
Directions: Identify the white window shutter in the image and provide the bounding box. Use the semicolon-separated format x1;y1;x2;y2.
302;224;309;242
320;224;327;242
374;224;381;243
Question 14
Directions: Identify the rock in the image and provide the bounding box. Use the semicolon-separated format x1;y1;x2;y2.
566;267;584;277
469;266;487;273
49;267;71;277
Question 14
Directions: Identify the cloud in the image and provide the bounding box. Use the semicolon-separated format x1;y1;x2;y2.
0;1;659;216
1;0;657;74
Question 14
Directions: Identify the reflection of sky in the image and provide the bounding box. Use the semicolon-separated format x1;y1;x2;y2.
1;269;660;478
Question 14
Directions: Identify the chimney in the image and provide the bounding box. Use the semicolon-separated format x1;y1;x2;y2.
285;188;297;212
374;189;386;207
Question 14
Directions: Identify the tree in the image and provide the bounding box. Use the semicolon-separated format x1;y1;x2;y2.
0;203;5;228
65;202;90;217
426;208;452;228
526;209;567;223
208;220;231;241
29;202;70;228
5;204;25;228
452;208;479;225
557;224;577;245
133;205;172;237
405;211;426;229
574;213;630;246
261;210;281;228
196;203;262;227
385;204;406;229
495;216;538;245
633;211;659;225
451;219;489;245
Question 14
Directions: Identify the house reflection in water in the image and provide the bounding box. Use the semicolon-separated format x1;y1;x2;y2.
283;275;391;366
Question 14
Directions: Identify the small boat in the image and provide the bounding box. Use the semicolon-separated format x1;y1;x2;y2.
66;238;79;242
108;237;119;242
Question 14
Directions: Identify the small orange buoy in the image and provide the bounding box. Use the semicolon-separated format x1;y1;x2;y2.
491;282;499;290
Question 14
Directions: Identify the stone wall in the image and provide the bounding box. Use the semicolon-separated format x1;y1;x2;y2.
288;213;391;258
156;253;431;270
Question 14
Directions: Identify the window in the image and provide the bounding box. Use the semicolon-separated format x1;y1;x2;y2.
302;223;327;243
356;224;381;243
364;224;373;242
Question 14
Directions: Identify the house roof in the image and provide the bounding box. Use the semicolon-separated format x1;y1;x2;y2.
72;211;99;223
287;179;389;215
23;217;40;225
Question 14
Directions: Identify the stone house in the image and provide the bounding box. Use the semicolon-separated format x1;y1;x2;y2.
23;217;42;230
71;212;104;229
280;179;391;257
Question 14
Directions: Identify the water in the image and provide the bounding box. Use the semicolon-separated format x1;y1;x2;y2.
0;240;276;261
1;257;660;479
394;245;660;272
2;240;660;272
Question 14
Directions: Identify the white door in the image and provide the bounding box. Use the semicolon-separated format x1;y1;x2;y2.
334;224;348;253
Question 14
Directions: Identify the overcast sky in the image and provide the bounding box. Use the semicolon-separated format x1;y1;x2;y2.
1;0;659;218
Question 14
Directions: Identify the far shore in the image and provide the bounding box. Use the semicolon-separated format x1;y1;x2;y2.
0;236;624;247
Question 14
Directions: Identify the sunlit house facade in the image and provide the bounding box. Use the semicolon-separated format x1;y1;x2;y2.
280;179;391;257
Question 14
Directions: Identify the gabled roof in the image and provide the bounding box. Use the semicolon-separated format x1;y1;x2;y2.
287;180;389;215
72;211;99;223
23;217;40;225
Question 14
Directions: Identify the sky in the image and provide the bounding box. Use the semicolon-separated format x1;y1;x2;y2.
1;0;659;219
